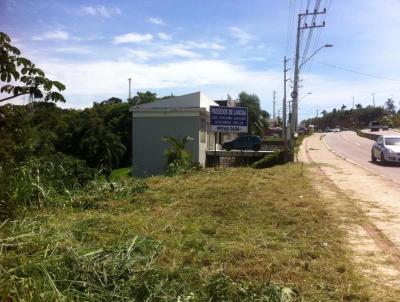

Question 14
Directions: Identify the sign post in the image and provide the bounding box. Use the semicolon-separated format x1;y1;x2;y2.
209;106;248;167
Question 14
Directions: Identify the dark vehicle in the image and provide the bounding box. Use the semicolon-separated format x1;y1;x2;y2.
222;135;261;151
382;125;389;131
369;121;380;132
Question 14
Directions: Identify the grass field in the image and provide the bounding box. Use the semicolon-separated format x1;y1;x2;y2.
0;164;370;301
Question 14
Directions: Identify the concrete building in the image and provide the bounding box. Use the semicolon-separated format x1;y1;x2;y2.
130;92;219;176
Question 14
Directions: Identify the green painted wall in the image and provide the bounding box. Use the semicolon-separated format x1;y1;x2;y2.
132;116;200;176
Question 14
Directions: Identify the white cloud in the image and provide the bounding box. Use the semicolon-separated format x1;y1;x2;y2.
29;57;282;111
113;33;153;44
126;50;154;61
38;59;277;95
186;41;225;50
55;46;93;54
249;57;266;61
81;5;121;18
229;26;251;44
32;30;70;41
12;52;400;118
124;44;199;62
149;17;165;25
158;32;172;40
161;44;199;58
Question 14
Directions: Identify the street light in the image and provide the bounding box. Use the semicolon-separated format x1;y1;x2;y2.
299;44;333;70
299;92;312;102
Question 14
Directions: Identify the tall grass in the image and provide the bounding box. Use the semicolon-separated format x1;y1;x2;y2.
0;156;148;218
0;218;298;301
0;154;95;211
0;164;372;301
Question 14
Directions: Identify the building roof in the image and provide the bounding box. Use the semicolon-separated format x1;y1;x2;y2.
131;92;218;112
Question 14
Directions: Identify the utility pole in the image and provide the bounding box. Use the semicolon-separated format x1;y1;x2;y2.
128;78;132;101
273;90;277;119
352;96;355;109
283;56;291;149
291;8;326;147
371;93;376;107
316;107;319;118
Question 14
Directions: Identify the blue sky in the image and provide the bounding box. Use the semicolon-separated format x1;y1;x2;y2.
2;0;400;121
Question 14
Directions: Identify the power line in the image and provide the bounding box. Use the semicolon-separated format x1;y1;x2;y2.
311;60;400;82
306;0;333;73
301;0;322;66
286;0;296;55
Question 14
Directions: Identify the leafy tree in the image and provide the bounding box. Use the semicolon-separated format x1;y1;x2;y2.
100;97;122;105
129;91;157;105
303;105;386;130
355;103;363;109
340;104;347;111
380;116;392;127
385;98;396;115
238;92;270;135
0;32;65;103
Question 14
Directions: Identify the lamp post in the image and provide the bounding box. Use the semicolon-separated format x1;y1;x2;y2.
299;92;312;102
128;78;132;101
299;44;333;70
291;44;333;148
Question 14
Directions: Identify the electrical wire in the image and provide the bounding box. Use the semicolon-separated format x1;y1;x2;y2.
286;0;296;56
311;59;400;82
301;0;321;66
305;0;333;73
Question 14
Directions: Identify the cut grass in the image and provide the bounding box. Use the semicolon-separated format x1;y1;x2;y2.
0;164;370;301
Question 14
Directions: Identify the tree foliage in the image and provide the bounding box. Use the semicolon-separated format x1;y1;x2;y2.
303;105;396;129
129;91;157;105
238;92;270;135
385;98;396;115
0;32;66;103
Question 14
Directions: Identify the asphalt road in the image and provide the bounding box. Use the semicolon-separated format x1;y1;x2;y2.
323;131;400;184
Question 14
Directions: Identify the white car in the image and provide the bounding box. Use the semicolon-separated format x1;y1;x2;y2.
371;135;400;164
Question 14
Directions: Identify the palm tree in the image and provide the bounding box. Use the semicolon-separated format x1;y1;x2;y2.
161;136;193;166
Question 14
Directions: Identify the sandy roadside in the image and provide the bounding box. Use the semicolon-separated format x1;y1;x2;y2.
299;133;400;299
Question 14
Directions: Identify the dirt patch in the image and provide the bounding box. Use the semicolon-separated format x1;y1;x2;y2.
300;134;400;300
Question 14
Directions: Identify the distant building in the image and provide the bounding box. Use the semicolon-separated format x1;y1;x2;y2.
267;118;277;128
214;94;237;108
130;92;219;176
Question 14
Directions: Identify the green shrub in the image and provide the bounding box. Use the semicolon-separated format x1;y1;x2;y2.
162;136;194;176
252;151;283;169
0;153;95;214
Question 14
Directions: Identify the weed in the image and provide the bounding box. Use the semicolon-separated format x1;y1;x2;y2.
0;165;372;301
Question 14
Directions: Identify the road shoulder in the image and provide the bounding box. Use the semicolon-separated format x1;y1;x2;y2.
299;133;400;300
